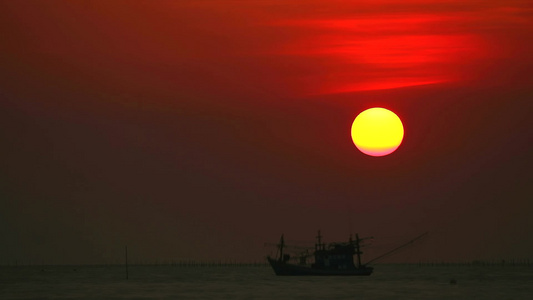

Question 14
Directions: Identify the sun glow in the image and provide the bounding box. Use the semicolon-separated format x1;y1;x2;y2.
271;12;484;94
351;108;404;157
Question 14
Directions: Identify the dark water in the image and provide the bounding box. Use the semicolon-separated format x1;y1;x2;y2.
1;265;532;299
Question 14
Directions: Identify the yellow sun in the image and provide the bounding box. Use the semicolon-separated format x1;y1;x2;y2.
351;107;404;157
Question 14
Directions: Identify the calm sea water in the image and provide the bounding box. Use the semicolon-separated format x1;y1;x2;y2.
1;264;532;299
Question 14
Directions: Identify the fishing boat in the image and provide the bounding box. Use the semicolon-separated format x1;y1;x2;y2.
267;231;374;276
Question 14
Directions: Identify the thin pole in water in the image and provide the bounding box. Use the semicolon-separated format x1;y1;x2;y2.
125;245;129;280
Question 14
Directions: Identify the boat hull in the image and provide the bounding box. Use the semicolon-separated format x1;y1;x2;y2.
267;257;373;276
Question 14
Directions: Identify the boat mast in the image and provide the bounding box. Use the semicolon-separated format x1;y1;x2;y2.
355;233;362;268
315;230;324;251
278;234;285;262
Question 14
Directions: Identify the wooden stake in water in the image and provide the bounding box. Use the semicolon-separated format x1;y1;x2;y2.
125;245;129;280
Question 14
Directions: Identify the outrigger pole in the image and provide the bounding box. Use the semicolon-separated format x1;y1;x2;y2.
366;232;429;265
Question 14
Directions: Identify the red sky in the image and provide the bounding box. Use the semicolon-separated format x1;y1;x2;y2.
1;0;532;264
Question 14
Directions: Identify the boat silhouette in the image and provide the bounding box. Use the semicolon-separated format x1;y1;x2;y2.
267;231;373;276
267;231;428;276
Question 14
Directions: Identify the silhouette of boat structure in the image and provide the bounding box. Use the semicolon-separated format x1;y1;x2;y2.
267;231;428;276
267;231;373;276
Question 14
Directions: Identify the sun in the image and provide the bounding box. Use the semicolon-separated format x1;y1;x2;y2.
351;107;404;157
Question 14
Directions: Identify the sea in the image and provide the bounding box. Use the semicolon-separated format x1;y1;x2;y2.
1;264;532;299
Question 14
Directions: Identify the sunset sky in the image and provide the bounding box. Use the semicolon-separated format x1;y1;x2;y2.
1;0;531;265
